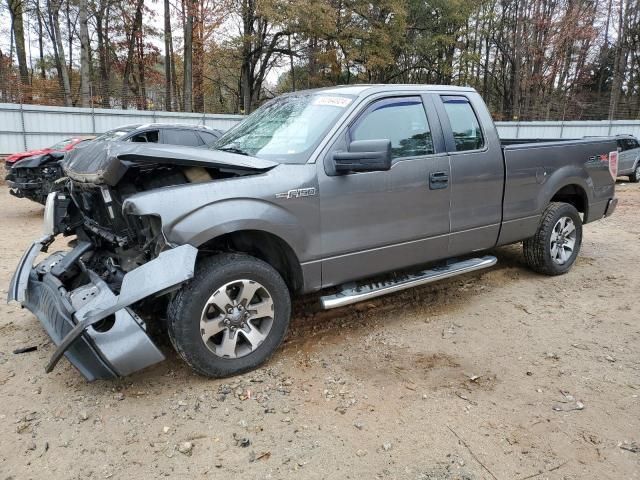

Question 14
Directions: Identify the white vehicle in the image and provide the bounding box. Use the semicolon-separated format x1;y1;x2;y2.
616;135;640;182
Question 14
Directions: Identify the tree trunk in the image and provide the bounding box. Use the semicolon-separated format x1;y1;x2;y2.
66;0;72;72
183;0;194;112
48;0;72;106
164;0;172;110
288;34;295;91
240;0;254;113
137;30;146;109
608;0;626;119
95;0;110;106
36;0;46;79
170;31;179;110
121;0;144;109
192;0;204;112
79;0;91;107
7;0;29;86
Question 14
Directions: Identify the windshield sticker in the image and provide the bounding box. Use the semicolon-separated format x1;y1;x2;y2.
312;96;353;108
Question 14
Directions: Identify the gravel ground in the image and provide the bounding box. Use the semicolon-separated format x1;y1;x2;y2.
0;181;638;480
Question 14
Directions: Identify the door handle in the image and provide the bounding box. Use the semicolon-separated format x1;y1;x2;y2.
429;171;449;190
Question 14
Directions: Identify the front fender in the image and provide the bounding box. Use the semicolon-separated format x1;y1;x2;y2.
165;198;311;257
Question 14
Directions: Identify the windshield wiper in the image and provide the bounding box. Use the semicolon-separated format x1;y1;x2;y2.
217;146;250;156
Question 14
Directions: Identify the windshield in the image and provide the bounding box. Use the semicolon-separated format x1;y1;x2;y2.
49;138;74;150
213;93;354;163
94;127;137;141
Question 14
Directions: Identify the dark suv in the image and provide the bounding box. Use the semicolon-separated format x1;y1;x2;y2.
95;123;222;147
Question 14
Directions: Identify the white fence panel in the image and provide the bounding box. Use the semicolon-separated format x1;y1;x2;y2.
1;102;639;154
0;103;244;153
496;120;640;139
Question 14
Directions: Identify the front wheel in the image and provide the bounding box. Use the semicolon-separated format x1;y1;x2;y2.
629;164;640;183
167;253;291;378
523;202;583;276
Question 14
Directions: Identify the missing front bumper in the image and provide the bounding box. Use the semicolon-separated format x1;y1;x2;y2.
8;240;198;381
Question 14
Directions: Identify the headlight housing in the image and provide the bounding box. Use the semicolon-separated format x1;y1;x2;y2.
43;192;70;236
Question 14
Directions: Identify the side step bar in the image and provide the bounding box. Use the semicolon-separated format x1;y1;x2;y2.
320;255;497;310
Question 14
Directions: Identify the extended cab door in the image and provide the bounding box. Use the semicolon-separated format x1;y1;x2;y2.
318;94;451;287
435;93;504;256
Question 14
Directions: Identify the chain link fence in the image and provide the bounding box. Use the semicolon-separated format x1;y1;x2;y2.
1;74;639;122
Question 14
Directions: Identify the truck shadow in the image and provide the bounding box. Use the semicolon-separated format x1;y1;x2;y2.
57;243;538;389
284;243;535;352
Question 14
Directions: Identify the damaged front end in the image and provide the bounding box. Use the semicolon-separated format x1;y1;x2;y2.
5;152;66;205
9;233;196;380
8;142;275;380
8;193;197;380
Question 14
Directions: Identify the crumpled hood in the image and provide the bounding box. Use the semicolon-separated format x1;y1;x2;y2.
11;151;65;169
62;142;278;186
6;148;52;164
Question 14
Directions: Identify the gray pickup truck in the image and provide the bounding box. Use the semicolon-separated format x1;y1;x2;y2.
9;85;618;381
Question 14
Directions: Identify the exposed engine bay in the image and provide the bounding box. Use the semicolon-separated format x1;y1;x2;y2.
7;142;276;380
55;143;273;295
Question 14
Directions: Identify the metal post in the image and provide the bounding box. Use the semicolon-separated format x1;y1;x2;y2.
608;120;613;136
19;92;27;150
90;84;96;134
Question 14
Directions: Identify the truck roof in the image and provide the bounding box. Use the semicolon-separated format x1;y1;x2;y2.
282;84;477;97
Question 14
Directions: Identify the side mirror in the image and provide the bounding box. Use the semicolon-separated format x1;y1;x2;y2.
333;139;392;174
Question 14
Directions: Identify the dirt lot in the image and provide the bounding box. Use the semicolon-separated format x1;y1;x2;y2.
0;181;638;480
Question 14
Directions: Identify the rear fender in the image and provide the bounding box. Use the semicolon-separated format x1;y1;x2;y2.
540;166;592;215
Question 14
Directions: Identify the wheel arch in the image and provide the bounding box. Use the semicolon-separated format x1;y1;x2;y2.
549;183;589;219
198;229;304;294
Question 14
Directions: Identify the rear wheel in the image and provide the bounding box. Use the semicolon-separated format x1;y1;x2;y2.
629;164;640;183
523;202;583;276
167;253;291;378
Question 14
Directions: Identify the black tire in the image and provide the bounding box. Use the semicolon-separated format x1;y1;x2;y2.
167;253;291;378
523;202;583;276
629;164;640;183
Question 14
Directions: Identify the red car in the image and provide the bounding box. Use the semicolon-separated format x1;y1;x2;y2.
4;136;95;166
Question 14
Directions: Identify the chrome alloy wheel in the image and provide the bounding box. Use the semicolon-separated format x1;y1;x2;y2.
200;279;274;358
550;216;577;265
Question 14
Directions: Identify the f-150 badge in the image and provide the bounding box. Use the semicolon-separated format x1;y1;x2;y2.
276;187;317;199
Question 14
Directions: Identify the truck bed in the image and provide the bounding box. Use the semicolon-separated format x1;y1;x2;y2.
497;136;617;246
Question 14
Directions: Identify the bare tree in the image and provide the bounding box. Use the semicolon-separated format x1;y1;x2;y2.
94;0;111;107
164;0;173;110
7;0;29;86
45;0;72;106
183;0;194;112
79;0;91;107
121;0;144;108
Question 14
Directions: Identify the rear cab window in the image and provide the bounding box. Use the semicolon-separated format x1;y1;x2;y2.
129;130;159;143
350;96;434;159
163;129;204;147
441;96;485;152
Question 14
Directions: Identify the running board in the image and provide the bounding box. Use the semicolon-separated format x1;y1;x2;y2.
320;256;497;310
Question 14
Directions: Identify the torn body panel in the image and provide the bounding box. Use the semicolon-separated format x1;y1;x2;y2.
8;240;198;380
63;142;277;186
